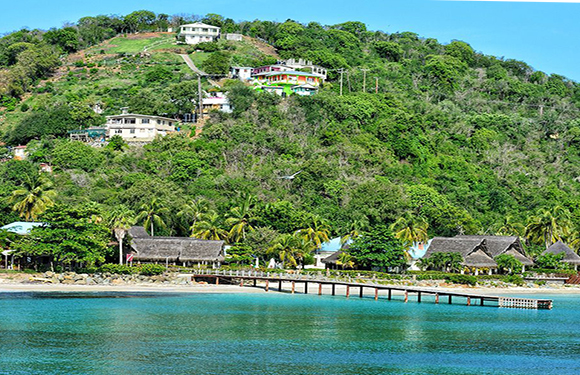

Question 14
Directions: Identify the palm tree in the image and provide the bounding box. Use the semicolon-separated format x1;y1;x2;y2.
390;214;429;261
10;174;56;221
191;211;228;241
390;214;429;246
107;205;136;265
340;219;367;245
299;215;331;250
267;234;312;269
136;198;169;236
525;206;572;249
178;198;209;233
496;215;525;237
225;196;257;243
336;251;354;270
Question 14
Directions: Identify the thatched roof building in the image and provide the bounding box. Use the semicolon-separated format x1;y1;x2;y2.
543;241;580;267
455;235;533;266
128;226;225;264
322;250;345;268
424;237;497;268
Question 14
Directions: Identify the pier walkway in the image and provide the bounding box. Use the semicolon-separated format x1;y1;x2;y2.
192;270;553;310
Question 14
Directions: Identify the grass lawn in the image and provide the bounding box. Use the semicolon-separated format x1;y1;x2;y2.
96;36;174;54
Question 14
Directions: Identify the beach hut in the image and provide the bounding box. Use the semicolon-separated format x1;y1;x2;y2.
423;237;497;274
455;235;533;271
543;241;580;270
128;226;225;267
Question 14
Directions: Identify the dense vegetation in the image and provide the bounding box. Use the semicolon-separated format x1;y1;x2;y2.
1;10;580;271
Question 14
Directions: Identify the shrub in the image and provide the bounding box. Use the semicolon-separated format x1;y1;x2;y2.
98;264;136;274
139;264;165;276
503;275;524;286
445;274;477;286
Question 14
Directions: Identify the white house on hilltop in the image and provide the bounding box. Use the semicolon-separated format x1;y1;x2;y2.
106;109;177;143
179;23;221;45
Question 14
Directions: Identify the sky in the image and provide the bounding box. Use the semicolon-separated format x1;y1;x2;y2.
1;0;579;80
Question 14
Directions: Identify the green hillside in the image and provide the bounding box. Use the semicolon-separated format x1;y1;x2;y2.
0;11;579;268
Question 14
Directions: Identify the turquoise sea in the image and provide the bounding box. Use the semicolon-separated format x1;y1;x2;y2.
0;291;579;375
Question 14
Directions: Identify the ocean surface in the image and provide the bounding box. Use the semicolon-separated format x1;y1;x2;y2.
0;290;579;375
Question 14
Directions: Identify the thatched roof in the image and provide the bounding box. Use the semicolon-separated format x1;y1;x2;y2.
455;235;533;266
424;237;497;268
322;250;344;265
543;241;580;265
128;226;224;262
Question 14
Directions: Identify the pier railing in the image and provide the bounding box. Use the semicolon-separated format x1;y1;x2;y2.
190;269;553;310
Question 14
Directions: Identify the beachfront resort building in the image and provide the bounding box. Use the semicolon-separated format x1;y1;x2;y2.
105;110;176;143
128;227;225;267
422;235;534;274
543;241;580;270
178;23;220;45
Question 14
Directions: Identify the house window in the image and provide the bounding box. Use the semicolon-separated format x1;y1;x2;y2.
125;118;136;124
115;129;122;134
130;129;135;134
142;119;150;124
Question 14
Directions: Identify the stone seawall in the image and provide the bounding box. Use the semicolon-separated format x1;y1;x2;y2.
24;272;194;286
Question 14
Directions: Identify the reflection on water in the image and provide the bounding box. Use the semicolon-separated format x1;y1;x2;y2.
0;292;579;375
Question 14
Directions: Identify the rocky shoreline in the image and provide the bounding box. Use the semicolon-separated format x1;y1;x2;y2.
1;271;194;286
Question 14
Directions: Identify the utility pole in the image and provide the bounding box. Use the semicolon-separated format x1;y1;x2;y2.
361;69;369;92
198;74;203;121
375;77;379;94
339;69;344;96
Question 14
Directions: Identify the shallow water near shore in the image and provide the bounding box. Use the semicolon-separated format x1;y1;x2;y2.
0;291;579;375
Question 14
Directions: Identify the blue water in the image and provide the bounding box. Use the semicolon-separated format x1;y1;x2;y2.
0;291;579;375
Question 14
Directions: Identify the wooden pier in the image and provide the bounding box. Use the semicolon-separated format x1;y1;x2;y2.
192;270;553;310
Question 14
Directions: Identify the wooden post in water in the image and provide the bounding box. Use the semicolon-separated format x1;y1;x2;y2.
467;297;471;306
332;284;336;296
253;279;256;287
278;279;282;291
405;291;408;303
359;286;364;298
265;280;269;292
374;288;378;300
448;295;452;304
480;298;484;306
304;282;308;294
388;289;392;300
435;293;439;304
291;281;295;294
240;278;243;287
417;291;422;303
318;283;322;295
216;277;219;286
346;285;350;298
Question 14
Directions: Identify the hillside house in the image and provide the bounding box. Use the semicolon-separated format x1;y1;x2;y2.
106;110;176;143
253;71;323;87
230;66;253;81
179;23;220;45
251;64;293;76
202;92;232;113
12;146;27;160
280;58;328;80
